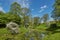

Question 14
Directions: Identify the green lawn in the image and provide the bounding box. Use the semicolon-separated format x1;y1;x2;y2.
0;24;60;40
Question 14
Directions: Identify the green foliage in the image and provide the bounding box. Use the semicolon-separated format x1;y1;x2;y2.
52;0;60;20
0;11;7;23
0;13;21;24
0;24;60;40
0;2;22;24
10;2;22;15
21;8;31;27
0;2;31;28
42;14;49;23
44;33;60;40
22;7;30;16
5;13;21;24
33;17;40;27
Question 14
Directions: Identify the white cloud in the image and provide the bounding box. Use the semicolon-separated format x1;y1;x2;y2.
39;5;47;13
32;9;34;11
41;5;47;9
0;6;5;13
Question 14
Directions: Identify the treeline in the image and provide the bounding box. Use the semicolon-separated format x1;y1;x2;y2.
0;2;50;28
0;0;60;28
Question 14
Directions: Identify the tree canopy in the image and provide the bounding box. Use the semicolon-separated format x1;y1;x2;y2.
52;0;60;20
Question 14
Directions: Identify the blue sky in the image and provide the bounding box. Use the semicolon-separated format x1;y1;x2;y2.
0;0;55;20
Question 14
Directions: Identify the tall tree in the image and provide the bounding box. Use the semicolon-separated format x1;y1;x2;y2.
42;14;49;23
10;2;30;27
10;2;22;16
22;7;30;16
52;0;60;21
21;7;30;27
33;17;40;27
5;2;22;24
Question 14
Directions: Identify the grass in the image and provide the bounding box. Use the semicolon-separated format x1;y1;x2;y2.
0;23;60;40
44;33;60;40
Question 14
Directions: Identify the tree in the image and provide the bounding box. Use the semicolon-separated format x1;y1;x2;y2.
33;17;40;27
5;13;21;24
0;11;6;24
22;7;30;16
0;11;5;15
0;12;21;24
8;2;22;24
21;7;30;27
51;0;60;21
42;14;49;23
10;2;22;16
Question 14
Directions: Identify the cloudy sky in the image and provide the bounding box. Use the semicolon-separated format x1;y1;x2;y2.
0;0;55;20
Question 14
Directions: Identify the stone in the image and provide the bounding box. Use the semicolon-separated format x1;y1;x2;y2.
6;22;19;35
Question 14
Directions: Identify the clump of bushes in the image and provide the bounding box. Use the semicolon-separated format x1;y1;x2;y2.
46;23;57;31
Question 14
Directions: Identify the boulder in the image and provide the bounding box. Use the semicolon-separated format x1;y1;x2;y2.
6;22;19;35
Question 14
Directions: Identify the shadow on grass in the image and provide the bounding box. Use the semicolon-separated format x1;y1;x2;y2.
46;23;60;34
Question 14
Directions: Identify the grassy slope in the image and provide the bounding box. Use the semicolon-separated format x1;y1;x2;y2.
0;24;60;40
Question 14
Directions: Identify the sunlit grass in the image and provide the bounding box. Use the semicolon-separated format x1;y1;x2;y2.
0;24;60;40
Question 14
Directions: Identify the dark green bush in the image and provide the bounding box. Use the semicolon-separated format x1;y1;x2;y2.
46;23;57;31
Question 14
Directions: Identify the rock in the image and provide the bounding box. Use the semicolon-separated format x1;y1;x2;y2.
6;22;19;35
